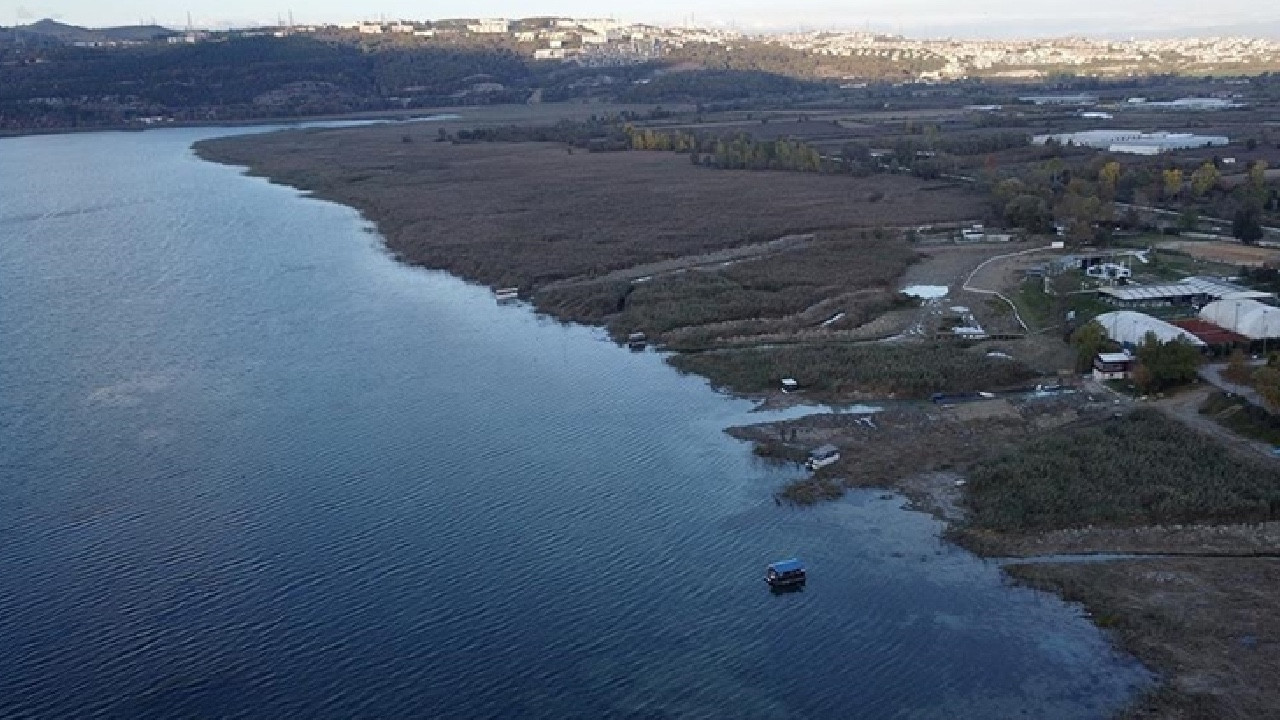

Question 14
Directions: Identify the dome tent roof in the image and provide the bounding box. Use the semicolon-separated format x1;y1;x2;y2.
1199;299;1280;341
1094;311;1205;347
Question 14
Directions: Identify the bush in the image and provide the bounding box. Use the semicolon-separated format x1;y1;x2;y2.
670;343;1035;399
966;409;1280;532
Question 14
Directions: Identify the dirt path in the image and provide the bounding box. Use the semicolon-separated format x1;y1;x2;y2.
1153;386;1278;461
538;233;815;292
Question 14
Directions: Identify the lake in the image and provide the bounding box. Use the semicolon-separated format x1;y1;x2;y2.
0;127;1150;718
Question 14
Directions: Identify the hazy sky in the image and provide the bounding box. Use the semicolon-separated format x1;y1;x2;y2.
8;0;1279;37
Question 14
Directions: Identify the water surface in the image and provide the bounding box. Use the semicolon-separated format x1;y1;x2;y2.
0;127;1150;718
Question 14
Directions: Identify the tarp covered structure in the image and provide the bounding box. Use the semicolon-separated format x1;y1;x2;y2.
1094;311;1206;347
1199;299;1280;340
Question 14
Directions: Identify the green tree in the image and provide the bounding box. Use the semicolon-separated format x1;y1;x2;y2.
1177;207;1200;232
1190;161;1220;198
1133;332;1202;392
1005;194;1054;234
1234;206;1264;244
1070;321;1111;373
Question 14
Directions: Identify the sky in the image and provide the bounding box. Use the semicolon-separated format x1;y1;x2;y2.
6;0;1280;38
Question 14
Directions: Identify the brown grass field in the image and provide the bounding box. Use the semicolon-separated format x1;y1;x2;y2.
196;123;982;291
1010;559;1280;720
1156;240;1280;268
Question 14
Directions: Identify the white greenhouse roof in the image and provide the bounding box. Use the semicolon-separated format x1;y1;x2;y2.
1099;277;1268;303
1094;311;1206;346
1199;299;1280;340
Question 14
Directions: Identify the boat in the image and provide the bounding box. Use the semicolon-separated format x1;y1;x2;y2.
804;444;840;471
780;378;799;393
766;558;806;588
495;287;519;303
627;331;647;350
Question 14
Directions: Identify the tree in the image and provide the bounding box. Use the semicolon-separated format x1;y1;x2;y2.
1070;321;1112;372
1177;207;1200;232
1056;190;1103;244
1098;160;1121;201
1190;161;1220;198
1250;160;1269;190
1005;194;1054;234
1234;206;1264;244
1162;168;1184;201
1253;366;1280;409
1224;348;1253;384
1133;332;1202;392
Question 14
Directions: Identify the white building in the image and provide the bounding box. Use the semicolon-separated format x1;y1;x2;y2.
1200;299;1280;340
1093;311;1206;347
467;19;510;34
1032;130;1229;154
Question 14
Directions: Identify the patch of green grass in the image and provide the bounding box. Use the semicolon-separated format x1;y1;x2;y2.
1014;279;1053;330
965;408;1280;532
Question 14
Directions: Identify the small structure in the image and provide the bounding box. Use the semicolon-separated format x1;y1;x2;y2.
495;287;519;303
1019;93;1098;106
1086;263;1132;282
780;378;799;394
1093;351;1135;381
805;444;841;471
626;331;647;350
765;558;807;588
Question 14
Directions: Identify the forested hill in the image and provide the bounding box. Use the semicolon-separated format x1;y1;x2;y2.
0;32;843;132
0;36;542;131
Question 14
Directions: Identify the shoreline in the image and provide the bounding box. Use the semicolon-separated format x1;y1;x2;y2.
190;120;1280;719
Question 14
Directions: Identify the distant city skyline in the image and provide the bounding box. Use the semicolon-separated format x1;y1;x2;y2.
10;1;1280;38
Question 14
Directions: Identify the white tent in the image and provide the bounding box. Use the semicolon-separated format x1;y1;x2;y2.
1093;311;1206;346
1199;299;1280;340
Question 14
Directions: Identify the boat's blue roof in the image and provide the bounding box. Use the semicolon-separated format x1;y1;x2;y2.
768;558;805;573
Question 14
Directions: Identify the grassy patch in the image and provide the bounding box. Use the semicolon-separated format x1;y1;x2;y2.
608;233;915;337
776;475;847;505
1201;391;1280;446
1014;278;1053;330
670;342;1036;399
966;408;1280;532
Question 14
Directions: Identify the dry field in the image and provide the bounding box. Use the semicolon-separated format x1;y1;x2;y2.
196;123;983;291
1011;559;1280;720
1156;240;1280;268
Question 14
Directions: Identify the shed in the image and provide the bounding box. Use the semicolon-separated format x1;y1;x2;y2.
1093;351;1134;381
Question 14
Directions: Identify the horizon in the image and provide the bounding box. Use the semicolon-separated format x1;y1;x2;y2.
11;2;1280;40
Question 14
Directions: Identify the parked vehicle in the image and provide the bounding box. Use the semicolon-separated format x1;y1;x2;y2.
805;444;840;471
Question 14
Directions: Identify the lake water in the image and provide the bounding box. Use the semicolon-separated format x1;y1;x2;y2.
0;127;1150;718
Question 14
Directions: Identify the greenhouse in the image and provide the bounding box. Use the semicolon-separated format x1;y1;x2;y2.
1199;299;1280;341
1093;311;1206;347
